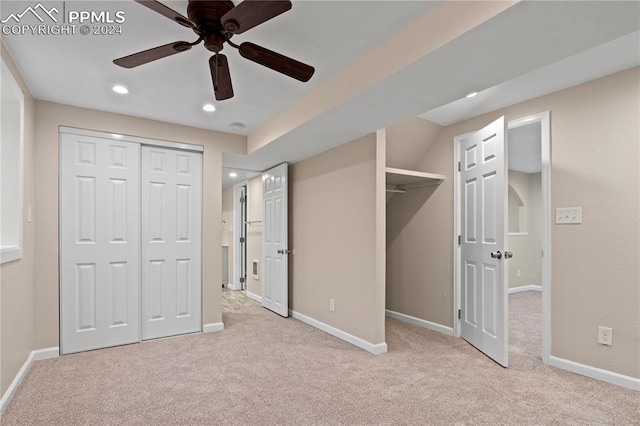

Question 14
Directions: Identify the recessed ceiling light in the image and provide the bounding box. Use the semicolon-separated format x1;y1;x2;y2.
112;85;129;94
229;172;238;178
203;104;216;112
465;91;478;98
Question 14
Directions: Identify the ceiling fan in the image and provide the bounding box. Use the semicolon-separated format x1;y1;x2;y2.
113;0;315;100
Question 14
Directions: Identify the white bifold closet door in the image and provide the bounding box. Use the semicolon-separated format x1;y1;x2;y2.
61;132;203;354
141;146;202;340
60;134;141;354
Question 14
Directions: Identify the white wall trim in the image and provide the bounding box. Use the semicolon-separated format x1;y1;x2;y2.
246;291;262;303
385;310;454;336
0;347;59;415
508;285;542;294
549;356;640;392
203;323;224;333
289;310;387;355
58;126;203;152
0;58;25;265
32;347;60;361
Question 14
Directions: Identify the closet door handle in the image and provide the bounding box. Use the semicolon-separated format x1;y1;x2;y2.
504;251;513;259
490;251;502;259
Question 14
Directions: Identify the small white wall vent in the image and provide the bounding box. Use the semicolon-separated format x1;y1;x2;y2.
252;260;260;280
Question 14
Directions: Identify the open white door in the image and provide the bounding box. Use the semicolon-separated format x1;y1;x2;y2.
141;146;202;340
459;116;509;367
60;134;140;354
262;163;288;317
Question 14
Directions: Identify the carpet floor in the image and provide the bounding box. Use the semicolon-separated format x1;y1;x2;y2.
3;291;638;425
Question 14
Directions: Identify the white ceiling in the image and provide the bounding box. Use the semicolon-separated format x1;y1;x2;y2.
1;0;436;135
222;1;640;175
419;30;640;126
2;1;639;187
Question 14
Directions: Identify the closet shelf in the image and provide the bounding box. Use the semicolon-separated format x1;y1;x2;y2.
385;167;445;192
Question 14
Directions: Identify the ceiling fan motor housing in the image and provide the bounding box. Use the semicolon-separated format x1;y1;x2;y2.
187;0;235;52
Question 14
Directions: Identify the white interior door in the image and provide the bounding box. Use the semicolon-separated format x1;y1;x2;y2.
60;134;140;354
460;116;509;367
262;163;288;317
141;146;202;340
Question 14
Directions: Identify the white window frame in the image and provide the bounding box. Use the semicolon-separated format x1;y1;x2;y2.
1;58;25;264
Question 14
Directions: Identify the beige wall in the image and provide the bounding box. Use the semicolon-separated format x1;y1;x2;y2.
507;171;542;289
386;117;443;170
246;176;263;297
0;44;36;396
289;134;384;344
33;101;245;349
222;186;234;287
386;67;640;378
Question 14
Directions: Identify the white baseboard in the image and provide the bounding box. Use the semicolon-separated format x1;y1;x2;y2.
289;309;387;355
1;347;59;415
385;310;454;336
549;355;640;391
246;291;262;303
508;285;542;294
203;322;224;333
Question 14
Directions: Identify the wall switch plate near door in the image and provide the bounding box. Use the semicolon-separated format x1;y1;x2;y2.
556;207;582;224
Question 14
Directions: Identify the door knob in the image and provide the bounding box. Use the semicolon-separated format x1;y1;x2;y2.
490;251;502;259
277;249;291;255
504;251;513;259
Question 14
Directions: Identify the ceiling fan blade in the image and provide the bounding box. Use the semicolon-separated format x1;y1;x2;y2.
221;0;292;34
135;0;195;28
238;42;314;82
113;41;192;69
209;54;234;101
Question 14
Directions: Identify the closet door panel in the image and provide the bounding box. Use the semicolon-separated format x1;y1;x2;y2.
60;134;140;354
141;146;202;340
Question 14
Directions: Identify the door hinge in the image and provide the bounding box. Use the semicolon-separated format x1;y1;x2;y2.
240;196;246;203
239;237;245;243
240;277;245;284
458;161;461;172
458;235;461;245
458;309;461;320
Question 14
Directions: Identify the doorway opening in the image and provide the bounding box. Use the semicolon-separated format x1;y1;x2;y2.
220;172;265;320
453;112;551;366
507;118;545;362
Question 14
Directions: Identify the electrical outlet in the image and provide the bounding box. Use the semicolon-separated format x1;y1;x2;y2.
329;298;335;312
556;207;582;224
598;326;612;346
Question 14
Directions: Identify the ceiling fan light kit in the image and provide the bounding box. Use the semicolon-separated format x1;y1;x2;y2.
113;0;315;101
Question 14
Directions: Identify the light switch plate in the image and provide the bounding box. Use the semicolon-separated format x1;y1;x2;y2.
556;207;582;224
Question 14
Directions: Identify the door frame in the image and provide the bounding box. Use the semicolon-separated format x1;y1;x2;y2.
453;111;551;364
232;180;248;291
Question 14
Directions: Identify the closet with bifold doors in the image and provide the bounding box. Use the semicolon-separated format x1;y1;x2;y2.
59;128;203;354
